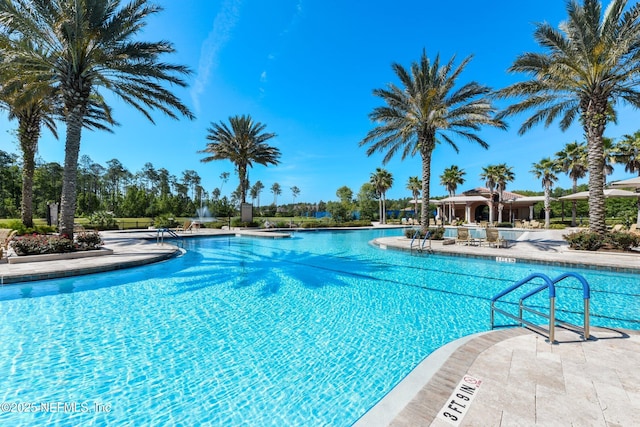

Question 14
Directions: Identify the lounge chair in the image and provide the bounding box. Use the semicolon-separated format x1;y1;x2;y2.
175;220;193;233
629;224;640;236
484;227;506;248
0;228;17;258
456;227;472;245
611;224;625;232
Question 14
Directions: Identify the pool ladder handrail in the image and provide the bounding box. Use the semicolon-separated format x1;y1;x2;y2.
157;228;184;247
490;272;590;343
410;229;432;253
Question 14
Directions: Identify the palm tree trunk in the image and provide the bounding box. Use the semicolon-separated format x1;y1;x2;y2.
571;179;578;227
420;145;433;232
544;185;551;229
382;193;386;224
582;98;607;234
238;165;247;203
19;115;41;229
59;110;84;238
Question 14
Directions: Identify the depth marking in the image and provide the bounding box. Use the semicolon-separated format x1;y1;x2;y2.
436;374;482;426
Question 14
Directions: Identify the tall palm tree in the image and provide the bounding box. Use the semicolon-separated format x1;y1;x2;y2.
531;158;559;229
370;168;393;224
0;0;194;237
555;141;588;226
494;163;515;224
497;0;640;234
439;165;465;224
201;115;280;204
360;50;505;231
479;165;500;224
612;131;640;226
406;176;422;221
0;89;57;228
271;182;281;207
251;180;264;209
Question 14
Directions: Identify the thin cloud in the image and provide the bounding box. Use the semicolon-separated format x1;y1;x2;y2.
190;0;242;114
261;1;304;90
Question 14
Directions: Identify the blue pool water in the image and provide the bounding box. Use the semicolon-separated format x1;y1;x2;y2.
0;228;638;426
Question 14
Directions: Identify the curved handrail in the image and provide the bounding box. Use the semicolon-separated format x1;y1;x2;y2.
410;229;420;251
491;273;555;302
550;272;590;300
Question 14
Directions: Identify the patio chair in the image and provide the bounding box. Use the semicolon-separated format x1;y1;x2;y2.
175;220;193;233
456;227;472;245
629;224;640;236
484;227;506;248
0;228;17;258
611;224;625;232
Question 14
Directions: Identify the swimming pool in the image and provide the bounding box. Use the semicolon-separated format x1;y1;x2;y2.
0;228;637;426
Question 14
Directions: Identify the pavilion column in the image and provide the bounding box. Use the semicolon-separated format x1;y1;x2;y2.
465;204;471;223
529;205;534;220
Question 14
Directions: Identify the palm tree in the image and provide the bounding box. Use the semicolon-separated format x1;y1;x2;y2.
555;142;588;226
0;0;194;237
370;168;393;224
251;180;265;209
360;50;505;231
406;176;422;221
219;172;230;194
497;0;640;234
479;165;500;224
612;131;640;226
291;186;300;205
494;163;515;224
0;86;57;228
531;158;559;229
439;165;465;224
200;115;280;204
271;182;281;207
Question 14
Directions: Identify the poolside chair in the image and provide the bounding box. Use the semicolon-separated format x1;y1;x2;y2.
176;220;193;233
611;224;625;232
456;227;472;245
484;227;506;248
0;228;17;258
629;224;640;236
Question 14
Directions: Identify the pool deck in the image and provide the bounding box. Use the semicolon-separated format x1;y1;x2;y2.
1;226;638;426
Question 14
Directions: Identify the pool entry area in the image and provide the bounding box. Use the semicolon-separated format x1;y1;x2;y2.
491;272;591;343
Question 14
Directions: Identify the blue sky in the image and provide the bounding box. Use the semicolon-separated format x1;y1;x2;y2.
1;0;639;205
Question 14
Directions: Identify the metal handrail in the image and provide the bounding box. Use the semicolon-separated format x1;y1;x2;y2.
410;229;431;253
491;272;591;343
157;228;184;247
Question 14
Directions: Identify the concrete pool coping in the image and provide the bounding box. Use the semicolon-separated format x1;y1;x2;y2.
1;226;638;425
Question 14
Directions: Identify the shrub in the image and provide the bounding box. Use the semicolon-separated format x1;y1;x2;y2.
496;222;513;228
404;227;445;240
564;231;605;251
153;214;178;228
47;235;76;253
87;211;118;230
564;230;640;251
549;223;566;229
12;234;51;255
231;218;259;227
75;231;103;250
609;231;640;251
